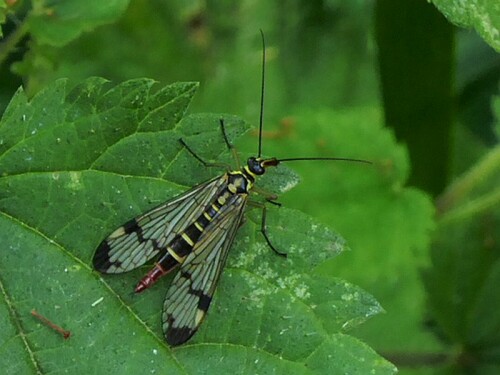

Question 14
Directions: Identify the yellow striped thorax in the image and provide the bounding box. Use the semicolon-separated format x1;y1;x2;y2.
228;156;281;195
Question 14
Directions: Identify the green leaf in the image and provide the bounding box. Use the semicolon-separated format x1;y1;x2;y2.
423;210;500;370
0;78;395;373
422;97;500;371
0;0;6;38
375;0;454;195
431;0;500;51
252;106;436;356
0;78;198;175
494;95;500;139
28;0;129;46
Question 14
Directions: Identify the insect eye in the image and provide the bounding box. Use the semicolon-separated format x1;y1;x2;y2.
247;157;265;175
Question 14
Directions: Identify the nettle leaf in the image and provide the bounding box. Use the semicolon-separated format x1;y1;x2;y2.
431;0;500;51
423;98;500;367
0;0;6;38
423;212;500;366
0;78;395;374
29;0;130;46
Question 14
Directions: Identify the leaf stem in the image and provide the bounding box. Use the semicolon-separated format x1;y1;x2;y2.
436;146;500;217
0;17;29;68
438;187;500;226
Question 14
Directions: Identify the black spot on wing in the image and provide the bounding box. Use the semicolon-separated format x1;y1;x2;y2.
93;241;121;272
123;218;144;241
188;287;212;311
198;293;212;312
166;326;195;346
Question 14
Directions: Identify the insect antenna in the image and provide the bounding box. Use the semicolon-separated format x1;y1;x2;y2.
255;32;371;167
258;29;266;158
277;157;372;165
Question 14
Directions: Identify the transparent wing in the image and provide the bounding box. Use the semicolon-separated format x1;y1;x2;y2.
162;194;247;346
93;176;228;273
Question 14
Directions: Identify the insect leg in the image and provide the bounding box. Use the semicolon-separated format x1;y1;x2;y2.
219;118;241;169
248;201;287;257
219;118;233;150
252;185;280;206
260;204;287;257
266;198;281;207
179;138;231;170
179;117;240;170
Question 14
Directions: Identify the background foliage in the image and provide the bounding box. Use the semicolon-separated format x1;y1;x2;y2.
0;0;499;374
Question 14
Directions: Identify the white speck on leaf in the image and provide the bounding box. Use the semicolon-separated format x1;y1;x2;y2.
66;171;83;190
230;242;265;268
341;292;360;302
256;261;278;280
91;297;104;307
294;283;311;300
246;283;277;309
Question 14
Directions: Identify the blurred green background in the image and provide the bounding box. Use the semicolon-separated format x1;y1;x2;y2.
1;0;499;374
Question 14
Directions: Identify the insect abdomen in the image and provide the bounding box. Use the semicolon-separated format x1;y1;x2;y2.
135;186;236;292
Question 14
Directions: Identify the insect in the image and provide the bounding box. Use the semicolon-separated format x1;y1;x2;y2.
92;31;370;346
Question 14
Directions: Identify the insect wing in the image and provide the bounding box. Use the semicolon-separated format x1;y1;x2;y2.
162;194;247;345
93;176;227;273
